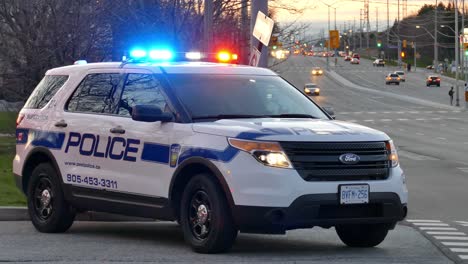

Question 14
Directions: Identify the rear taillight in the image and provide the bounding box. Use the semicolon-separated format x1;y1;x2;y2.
16;113;24;127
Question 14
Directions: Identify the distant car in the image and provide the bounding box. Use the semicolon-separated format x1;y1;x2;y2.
426;65;434;70
350;58;360;64
394;71;405;82
304;83;320;96
373;59;385;67
311;67;323;76
352;53;360;60
385;73;401;85
344;56;351;61
426;76;441;87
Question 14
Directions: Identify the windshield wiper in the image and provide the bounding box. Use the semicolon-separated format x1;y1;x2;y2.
191;114;265;120
266;114;319;119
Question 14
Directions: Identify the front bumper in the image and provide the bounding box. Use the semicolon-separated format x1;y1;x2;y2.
232;192;407;234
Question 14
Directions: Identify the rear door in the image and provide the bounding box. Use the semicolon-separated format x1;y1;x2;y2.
59;69;125;191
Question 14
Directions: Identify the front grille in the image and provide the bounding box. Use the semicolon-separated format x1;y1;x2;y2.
280;142;390;181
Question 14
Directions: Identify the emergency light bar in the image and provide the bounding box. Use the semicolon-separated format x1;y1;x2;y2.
126;49;238;64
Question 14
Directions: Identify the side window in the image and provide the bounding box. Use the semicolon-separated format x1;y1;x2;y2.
118;74;169;117
24;75;68;109
67;73;121;114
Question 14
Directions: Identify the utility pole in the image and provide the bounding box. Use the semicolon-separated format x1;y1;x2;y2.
387;0;389;61
241;0;248;65
353;17;356;51
398;0;400;22
203;0;213;52
376;7;379;33
327;5;330;70
334;7;337;30
360;9;363;50
250;0;268;68
364;0;370;49
434;0;438;72
456;0;460;106
462;0;465;84
414;42;417;71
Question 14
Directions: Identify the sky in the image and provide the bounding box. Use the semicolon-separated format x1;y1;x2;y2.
274;0;430;35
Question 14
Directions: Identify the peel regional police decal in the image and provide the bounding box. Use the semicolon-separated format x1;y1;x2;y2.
170;144;181;167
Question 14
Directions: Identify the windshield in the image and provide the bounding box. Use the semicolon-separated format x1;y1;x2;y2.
167;74;329;121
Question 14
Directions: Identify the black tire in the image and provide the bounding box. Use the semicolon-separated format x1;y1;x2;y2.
180;173;238;253
27;163;75;233
396;83;400;85
437;84;440;87
336;224;390;247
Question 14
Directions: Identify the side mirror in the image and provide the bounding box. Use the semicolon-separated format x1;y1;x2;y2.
131;105;173;122
323;106;336;119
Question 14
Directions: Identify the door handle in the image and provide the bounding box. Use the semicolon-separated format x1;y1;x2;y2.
110;126;125;134
54;120;68;128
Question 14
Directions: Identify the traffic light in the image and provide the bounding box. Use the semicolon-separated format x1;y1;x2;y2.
401;51;406;58
465;49;468;56
377;40;382;48
402;39;407;48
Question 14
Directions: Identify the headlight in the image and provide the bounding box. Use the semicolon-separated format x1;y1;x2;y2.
315;88;320;93
319;70;323;74
304;88;311;93
312;70;317;74
386;140;399;168
228;138;292;168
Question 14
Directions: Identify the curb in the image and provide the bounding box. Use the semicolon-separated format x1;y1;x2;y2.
325;70;464;111
0;206;152;222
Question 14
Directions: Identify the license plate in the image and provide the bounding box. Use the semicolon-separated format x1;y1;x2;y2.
339;184;369;204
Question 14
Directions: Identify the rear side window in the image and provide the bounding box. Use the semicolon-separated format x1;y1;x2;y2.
24;75;68;109
67;73;122;114
390;74;399;77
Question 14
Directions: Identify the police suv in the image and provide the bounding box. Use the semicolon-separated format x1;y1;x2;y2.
14;50;408;253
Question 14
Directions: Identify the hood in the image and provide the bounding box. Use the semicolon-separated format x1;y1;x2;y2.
192;118;390;142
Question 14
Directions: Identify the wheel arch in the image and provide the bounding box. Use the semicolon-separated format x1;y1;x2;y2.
169;157;235;221
21;147;64;195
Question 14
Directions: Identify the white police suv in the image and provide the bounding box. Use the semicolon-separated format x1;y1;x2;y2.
14;50;408;253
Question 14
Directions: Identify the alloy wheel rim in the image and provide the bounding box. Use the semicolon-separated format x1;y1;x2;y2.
33;176;54;221
189;190;212;240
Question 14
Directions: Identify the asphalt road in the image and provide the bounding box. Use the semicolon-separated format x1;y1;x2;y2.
0;221;452;264
272;55;468;263
1;56;468;263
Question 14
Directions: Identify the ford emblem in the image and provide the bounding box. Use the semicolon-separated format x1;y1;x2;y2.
339;153;360;165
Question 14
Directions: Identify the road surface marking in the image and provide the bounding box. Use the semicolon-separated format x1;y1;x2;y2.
427;231;466;235
345;120;357;123
460;255;468;259
368;112;377;114
437;111;448;113
407;220;442;223
416;132;425;136
420;227;457;231
396;111;404;114
431;118;441;120
398;118;409;121
412;223;450;226
442;242;468;246
416;118;426;121
363;120;374;122
434;236;468;240
424;111;433;113
455;221;468;226
457;168;468;174
409;111;419;114
381;119;392;122
450;248;468;253
383;111;391;114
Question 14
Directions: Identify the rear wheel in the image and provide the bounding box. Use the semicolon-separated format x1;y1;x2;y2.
180;173;238;253
336;223;390;247
27;163;75;233
437;84;440;87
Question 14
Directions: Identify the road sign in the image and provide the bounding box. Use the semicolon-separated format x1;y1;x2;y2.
252;11;274;47
329;30;340;49
249;47;261;67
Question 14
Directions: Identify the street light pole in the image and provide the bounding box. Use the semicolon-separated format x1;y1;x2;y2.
456;0;460;107
435;0;438;73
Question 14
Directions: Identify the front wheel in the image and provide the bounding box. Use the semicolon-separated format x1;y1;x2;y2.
336;223;390;247
27;163;75;233
180;173;238;253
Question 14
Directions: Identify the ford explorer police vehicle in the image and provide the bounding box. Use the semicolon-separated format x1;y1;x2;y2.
14;49;408;253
